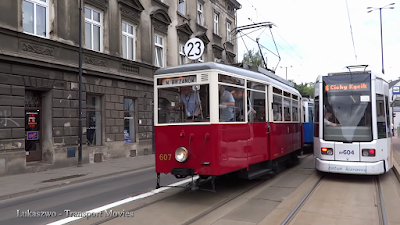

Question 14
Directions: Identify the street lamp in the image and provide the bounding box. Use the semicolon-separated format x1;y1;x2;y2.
367;3;395;75
280;65;292;80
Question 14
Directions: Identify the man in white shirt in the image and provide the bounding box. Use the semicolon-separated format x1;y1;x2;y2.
324;111;340;127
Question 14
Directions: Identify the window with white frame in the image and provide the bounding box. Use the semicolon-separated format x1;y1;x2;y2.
213;13;219;35
84;6;102;52
178;0;186;14
122;21;136;60
179;44;186;65
197;2;204;26
226;22;231;42
154;34;164;67
22;0;49;37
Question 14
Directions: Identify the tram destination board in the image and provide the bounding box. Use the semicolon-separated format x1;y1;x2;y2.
159;75;197;86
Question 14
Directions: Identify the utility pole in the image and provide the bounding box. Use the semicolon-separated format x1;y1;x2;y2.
78;0;83;167
280;66;292;80
367;3;395;75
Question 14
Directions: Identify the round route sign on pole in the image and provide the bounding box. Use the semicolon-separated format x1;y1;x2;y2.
184;38;205;61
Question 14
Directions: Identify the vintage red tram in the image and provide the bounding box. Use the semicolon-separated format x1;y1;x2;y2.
154;62;303;191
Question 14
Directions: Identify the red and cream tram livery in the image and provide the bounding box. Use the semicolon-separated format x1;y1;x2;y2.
154;63;303;188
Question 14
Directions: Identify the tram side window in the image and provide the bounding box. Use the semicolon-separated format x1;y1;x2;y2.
376;94;386;139
283;98;291;121
248;90;266;123
292;100;298;121
157;84;210;124
218;84;244;122
384;95;391;137
314;97;319;123
308;104;313;122
273;94;282;121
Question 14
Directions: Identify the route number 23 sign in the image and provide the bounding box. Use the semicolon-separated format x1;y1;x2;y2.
184;38;205;61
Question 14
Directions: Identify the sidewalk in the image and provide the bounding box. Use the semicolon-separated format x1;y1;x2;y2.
0;154;155;201
391;137;400;181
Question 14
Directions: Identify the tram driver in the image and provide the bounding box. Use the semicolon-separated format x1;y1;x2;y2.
324;111;340;127
219;85;235;122
169;86;201;121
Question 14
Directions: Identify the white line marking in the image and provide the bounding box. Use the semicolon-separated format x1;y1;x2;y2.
47;176;199;225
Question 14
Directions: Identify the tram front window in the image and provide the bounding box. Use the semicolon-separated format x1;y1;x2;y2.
322;74;372;142
157;84;210;124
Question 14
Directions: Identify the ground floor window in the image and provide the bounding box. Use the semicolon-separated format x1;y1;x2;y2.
86;95;102;145
124;98;135;142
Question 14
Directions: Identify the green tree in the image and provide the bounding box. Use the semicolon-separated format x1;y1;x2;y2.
289;79;315;97
242;49;266;68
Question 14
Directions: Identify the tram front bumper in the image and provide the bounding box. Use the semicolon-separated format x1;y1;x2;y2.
315;158;386;175
171;168;195;177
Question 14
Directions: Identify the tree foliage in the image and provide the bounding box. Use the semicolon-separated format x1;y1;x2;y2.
289;80;315;97
242;49;266;68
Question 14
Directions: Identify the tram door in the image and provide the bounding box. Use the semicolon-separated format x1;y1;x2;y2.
25;90;42;162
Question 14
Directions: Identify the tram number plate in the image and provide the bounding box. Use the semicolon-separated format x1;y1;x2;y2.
159;154;172;161
339;150;355;155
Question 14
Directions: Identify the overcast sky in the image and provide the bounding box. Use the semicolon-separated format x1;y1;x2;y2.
235;0;399;84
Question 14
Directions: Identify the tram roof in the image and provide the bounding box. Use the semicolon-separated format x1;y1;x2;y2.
317;67;387;83
154;62;301;96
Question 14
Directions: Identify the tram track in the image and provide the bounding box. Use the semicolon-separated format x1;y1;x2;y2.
179;154;312;225
85;154;312;225
279;174;389;225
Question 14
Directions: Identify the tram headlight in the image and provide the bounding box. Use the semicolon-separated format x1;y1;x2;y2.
175;147;188;162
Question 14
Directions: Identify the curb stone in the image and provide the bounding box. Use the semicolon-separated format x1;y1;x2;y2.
0;164;154;201
393;154;400;183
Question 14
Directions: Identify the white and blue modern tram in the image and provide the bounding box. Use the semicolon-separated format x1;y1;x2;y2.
313;66;393;175
302;97;314;152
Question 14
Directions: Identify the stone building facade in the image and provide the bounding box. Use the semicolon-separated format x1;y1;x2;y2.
0;0;240;175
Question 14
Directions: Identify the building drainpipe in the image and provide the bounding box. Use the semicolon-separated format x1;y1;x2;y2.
152;100;155;154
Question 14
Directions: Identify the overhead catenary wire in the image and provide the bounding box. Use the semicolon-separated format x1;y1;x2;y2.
345;0;358;63
243;0;305;62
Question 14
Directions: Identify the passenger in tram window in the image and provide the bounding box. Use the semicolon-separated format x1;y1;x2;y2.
219;85;235;122
274;111;282;121
169;86;200;120
324;111;340;126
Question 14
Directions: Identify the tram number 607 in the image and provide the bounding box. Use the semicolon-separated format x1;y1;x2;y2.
340;150;355;155
159;154;172;161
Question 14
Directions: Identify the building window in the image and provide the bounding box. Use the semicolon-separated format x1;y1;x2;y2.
154;34;164;67
84;5;102;52
124;98;136;143
198;54;204;62
22;0;49;38
179;43;186;65
213;13;219;35
178;0;186;14
86;95;102;146
197;2;204;26
122;21;136;60
226;22;231;41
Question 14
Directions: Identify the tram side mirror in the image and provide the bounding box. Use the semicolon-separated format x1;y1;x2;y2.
192;85;200;91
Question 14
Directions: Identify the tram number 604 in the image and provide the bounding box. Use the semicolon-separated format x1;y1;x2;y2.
340;150;355;155
159;154;172;161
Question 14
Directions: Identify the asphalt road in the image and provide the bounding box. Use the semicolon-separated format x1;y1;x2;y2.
0;167;178;225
